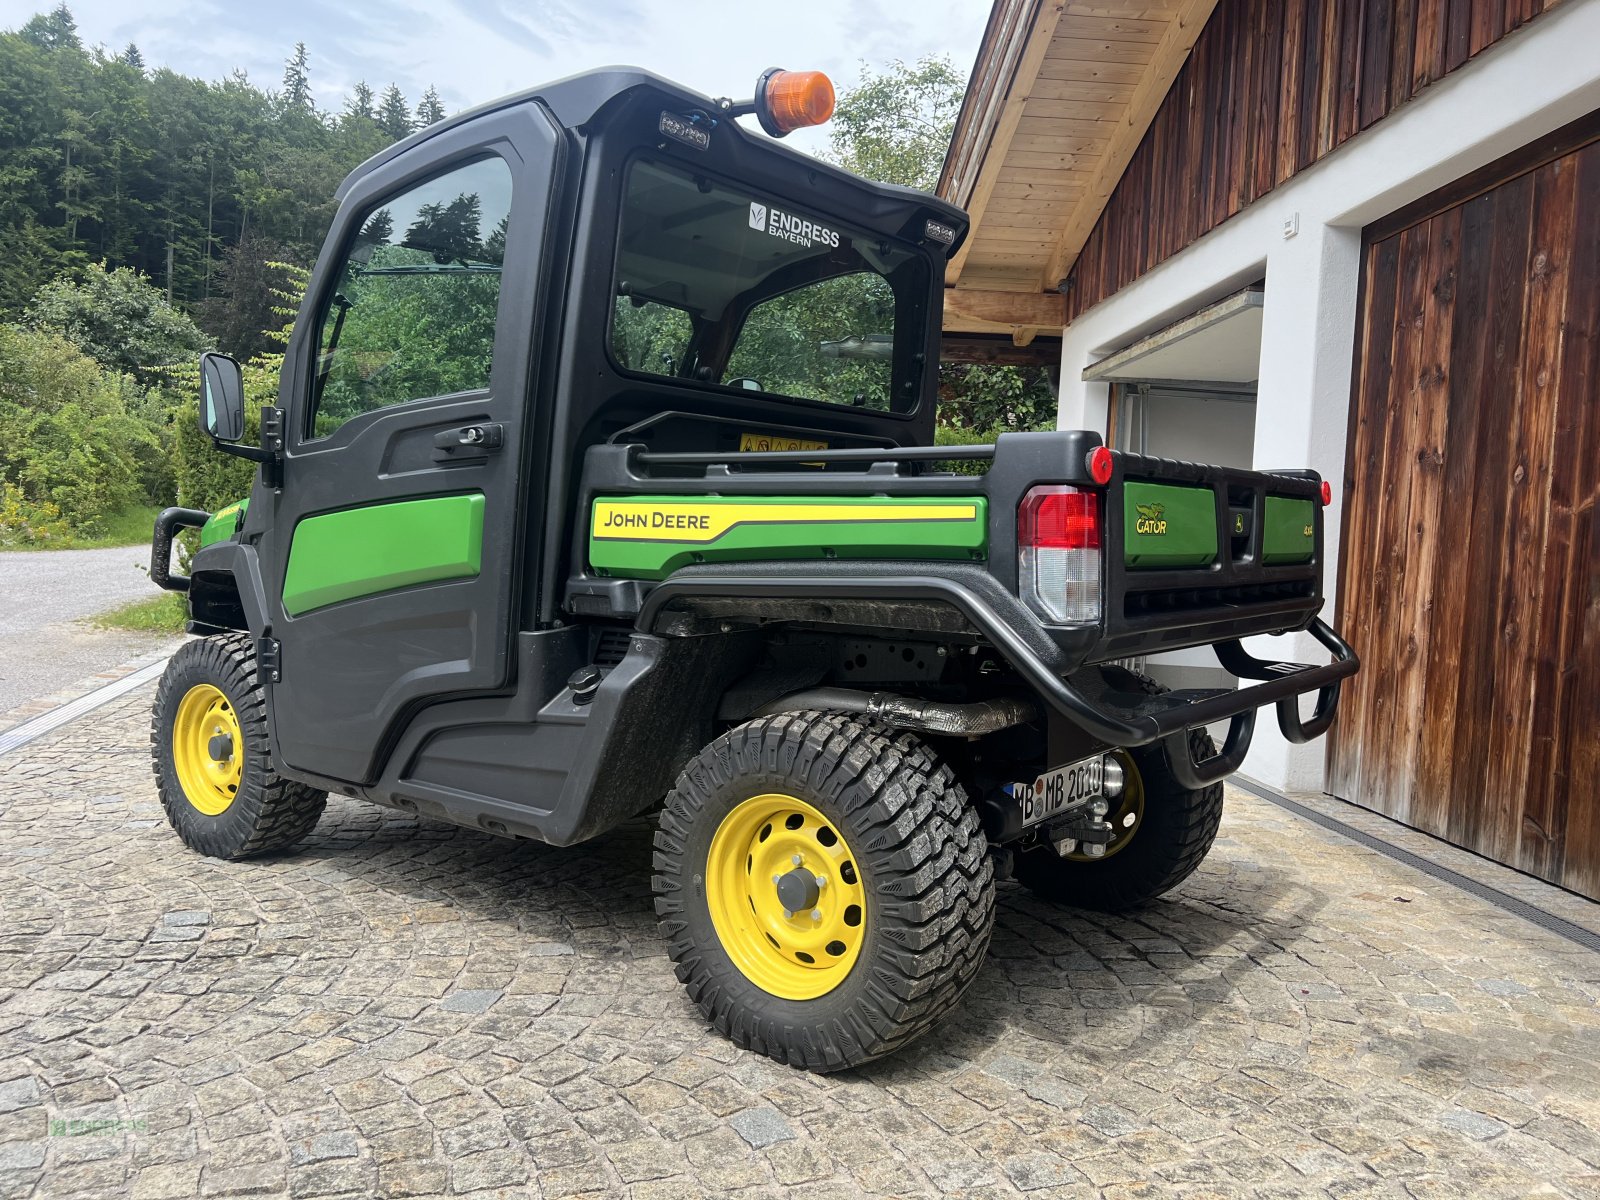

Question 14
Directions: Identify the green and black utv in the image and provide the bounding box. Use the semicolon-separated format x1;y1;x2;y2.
151;65;1357;1071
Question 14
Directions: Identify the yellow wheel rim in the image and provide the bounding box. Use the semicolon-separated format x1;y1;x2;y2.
1065;751;1144;862
172;684;243;816
705;794;867;1000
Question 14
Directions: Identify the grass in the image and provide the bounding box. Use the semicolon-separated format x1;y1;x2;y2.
2;503;165;551
83;503;166;548
92;591;187;634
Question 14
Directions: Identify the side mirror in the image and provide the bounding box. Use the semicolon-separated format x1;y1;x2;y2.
199;352;245;443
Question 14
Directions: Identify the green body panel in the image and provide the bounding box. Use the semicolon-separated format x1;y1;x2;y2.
589;495;987;581
199;498;249;548
1123;481;1217;568
282;494;485;616
1263;496;1316;564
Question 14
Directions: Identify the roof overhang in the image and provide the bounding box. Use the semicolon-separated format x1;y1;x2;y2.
938;0;1218;338
1083;287;1264;384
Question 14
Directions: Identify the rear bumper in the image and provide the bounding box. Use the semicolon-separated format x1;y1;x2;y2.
151;507;210;592
639;567;1358;788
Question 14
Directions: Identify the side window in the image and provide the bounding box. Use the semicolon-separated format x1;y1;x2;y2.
725;274;896;409
310;157;512;438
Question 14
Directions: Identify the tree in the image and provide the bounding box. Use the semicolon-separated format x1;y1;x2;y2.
195;231;294;360
25;261;205;383
376;84;411;141
281;42;312;111
415;85;446;126
19;2;77;52
402;192;483;263
828;56;965;191
342;80;374;123
826;58;1056;432
119;42;143;70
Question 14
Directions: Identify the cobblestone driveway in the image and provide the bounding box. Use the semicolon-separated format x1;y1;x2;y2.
1;684;1597;1199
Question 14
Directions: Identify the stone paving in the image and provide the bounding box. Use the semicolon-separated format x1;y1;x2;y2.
1;684;1598;1199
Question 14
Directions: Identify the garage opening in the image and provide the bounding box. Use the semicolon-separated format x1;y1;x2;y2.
1084;286;1264;692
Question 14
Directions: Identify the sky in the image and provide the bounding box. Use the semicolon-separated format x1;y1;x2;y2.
0;0;993;157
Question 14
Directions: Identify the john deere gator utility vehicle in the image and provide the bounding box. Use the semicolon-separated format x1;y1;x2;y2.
151;65;1357;1071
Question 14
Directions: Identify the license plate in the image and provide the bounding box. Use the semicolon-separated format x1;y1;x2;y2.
739;432;828;453
1009;754;1105;831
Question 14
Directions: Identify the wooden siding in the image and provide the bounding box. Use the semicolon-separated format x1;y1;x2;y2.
1327;132;1600;899
1063;0;1561;322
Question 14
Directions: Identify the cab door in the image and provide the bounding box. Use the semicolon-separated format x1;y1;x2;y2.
257;105;561;784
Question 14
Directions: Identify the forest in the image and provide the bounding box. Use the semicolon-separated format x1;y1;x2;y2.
0;5;1051;548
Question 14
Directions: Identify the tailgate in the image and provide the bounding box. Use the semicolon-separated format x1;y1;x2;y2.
1095;455;1327;661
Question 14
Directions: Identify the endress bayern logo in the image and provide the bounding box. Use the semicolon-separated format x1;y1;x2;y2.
748;200;840;249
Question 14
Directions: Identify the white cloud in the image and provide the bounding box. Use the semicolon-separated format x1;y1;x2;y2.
1;0;989;160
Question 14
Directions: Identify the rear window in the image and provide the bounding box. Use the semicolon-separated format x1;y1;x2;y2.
609;158;928;413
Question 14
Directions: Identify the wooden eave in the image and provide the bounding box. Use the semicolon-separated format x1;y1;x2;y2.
939;0;1219;338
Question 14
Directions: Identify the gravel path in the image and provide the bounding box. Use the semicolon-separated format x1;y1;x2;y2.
0;545;180;715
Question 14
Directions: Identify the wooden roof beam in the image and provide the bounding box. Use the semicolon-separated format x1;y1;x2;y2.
940;332;1063;367
945;0;1068;287
942;286;1065;337
1038;0;1219;291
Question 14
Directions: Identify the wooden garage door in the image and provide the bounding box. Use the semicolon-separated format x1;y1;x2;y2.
1327;121;1600;899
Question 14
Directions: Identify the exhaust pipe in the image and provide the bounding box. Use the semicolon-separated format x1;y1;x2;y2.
751;687;1034;736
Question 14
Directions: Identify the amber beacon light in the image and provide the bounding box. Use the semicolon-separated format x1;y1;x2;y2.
754;69;835;137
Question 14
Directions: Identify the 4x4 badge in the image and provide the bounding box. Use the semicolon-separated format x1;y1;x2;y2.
1134;502;1168;536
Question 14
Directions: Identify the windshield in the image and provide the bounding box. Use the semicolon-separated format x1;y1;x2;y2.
609;158;928;412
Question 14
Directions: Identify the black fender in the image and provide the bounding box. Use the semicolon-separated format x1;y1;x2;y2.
636;560;1358;787
187;541;274;638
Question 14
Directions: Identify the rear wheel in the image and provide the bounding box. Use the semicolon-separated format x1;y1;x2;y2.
151;633;326;859
1014;672;1224;912
653;711;995;1072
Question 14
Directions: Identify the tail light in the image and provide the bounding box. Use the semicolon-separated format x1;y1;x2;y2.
1017;485;1102;626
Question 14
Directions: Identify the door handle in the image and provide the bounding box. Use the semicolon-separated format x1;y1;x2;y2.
432;423;504;461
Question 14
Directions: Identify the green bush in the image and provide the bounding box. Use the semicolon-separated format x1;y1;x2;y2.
0;325;157;535
0;480;71;546
25;262;206;386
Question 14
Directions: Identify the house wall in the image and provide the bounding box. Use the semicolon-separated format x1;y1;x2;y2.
1053;0;1600;793
1063;0;1565;322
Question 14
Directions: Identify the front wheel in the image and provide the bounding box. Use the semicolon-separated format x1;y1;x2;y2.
653;711;995;1072
151;633;327;859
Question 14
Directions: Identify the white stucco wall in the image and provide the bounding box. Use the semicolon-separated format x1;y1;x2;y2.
1053;0;1600;793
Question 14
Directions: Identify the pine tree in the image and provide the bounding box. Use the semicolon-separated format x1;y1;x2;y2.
342;81;375;124
402;192;482;263
281;42;312;110
119;43;144;70
415;86;446;127
376;84;411;141
20;3;80;51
